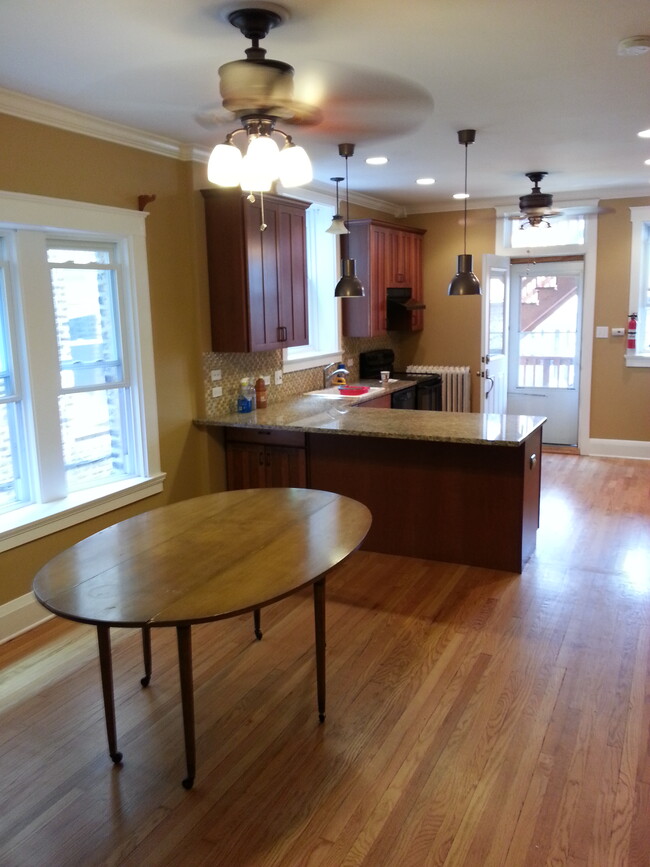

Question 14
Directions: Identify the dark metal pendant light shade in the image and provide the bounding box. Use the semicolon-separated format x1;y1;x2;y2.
448;129;481;296
334;258;365;297
333;143;364;298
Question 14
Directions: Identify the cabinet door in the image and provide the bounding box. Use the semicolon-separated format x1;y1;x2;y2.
265;445;307;487
370;225;390;335
202;190;309;353
277;204;308;347
226;442;267;490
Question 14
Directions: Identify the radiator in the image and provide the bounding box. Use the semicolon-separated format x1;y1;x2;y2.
406;365;471;412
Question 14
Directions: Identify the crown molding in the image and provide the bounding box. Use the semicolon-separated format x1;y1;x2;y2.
0;87;197;160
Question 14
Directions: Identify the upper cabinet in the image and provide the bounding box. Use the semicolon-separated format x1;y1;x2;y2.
341;219;426;338
201;189;310;352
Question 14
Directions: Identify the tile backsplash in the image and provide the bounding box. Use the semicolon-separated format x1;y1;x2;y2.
202;335;402;417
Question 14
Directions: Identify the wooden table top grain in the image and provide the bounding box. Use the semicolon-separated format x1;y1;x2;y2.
33;488;372;627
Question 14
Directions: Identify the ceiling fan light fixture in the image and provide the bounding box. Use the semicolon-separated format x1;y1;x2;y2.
207;140;242;187
448;129;481;297
207;7;314;195
278;139;312;187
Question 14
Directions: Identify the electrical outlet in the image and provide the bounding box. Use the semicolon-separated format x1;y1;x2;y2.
210;369;222;381
274;369;283;385
211;386;223;398
263;375;271;386
611;327;625;337
346;357;354;368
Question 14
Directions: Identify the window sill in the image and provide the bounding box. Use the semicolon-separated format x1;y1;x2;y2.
283;350;344;374
625;353;650;368
0;473;166;554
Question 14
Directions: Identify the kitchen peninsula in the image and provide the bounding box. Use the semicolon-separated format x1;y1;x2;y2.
197;386;545;573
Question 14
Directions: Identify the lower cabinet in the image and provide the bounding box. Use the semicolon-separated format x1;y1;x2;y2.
357;394;392;408
225;428;307;490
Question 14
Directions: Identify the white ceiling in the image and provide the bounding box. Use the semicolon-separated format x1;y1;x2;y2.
2;0;649;212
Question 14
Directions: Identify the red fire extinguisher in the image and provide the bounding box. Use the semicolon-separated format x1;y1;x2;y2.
627;313;637;350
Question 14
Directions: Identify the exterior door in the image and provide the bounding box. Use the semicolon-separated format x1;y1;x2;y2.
480;255;510;413
507;260;583;445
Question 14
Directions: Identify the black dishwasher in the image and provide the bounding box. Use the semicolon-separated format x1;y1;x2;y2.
391;385;416;410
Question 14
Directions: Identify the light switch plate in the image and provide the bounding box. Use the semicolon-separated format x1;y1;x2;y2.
211;386;223;398
274;370;283;385
595;326;609;338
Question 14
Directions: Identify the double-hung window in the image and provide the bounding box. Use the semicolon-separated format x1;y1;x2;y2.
0;191;163;552
628;206;650;366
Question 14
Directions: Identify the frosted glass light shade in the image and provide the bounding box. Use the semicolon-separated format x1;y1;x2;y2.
326;215;349;235
239;135;279;192
207;142;242;187
278;144;312;187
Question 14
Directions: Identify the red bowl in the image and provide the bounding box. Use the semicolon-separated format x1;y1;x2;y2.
338;385;369;395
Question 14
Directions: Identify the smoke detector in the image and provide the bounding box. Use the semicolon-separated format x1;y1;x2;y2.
617;36;650;56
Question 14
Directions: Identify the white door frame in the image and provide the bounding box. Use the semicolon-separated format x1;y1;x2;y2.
494;211;598;454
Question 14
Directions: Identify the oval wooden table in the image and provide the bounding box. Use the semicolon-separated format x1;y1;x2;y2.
33;488;372;788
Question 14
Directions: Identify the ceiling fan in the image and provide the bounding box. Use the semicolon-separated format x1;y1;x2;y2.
509;171;608;228
196;4;434;145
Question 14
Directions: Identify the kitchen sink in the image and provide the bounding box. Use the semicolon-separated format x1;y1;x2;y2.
304;385;385;400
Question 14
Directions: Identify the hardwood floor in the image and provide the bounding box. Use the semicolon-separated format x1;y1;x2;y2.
1;454;649;866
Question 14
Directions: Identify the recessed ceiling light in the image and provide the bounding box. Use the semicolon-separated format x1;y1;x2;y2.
453;192;469;200
366;156;388;165
638;128;650;138
416;177;435;185
645;158;650;166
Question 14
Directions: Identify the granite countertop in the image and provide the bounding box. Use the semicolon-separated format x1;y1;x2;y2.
196;379;546;447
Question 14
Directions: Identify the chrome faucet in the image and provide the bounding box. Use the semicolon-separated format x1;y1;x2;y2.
323;361;350;388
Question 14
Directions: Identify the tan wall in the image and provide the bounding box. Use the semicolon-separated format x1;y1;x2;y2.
401;208;497;411
0;114;214;605
591;198;650;441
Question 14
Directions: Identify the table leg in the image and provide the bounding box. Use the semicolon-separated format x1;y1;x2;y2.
96;625;122;764
176;625;196;789
140;626;152;686
313;578;326;723
253;608;262;640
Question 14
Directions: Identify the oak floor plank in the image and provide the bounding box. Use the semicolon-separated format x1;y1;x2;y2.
0;454;649;866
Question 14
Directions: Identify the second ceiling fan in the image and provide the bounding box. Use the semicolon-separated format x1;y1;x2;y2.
510;171;608;228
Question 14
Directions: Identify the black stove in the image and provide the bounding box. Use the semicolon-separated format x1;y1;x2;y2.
359;349;441;411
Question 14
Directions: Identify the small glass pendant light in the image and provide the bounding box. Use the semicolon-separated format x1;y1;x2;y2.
326;177;349;235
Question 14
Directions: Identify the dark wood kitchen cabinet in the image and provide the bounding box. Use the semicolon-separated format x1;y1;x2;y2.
341;219;425;337
225;428;307;490
201;189;310;352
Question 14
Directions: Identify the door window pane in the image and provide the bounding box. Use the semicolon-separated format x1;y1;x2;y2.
516;273;579;388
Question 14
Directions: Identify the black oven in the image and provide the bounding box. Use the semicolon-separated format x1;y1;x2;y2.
359;349;441;411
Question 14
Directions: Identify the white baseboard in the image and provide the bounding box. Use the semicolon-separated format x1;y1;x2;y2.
0;592;52;645
586;438;650;460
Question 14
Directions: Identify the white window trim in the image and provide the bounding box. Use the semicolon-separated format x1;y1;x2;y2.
280;187;342;373
0;190;164;553
627;206;650;368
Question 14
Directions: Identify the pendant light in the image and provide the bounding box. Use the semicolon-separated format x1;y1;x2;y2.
334;143;365;298
326;177;349;235
448;129;481;296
